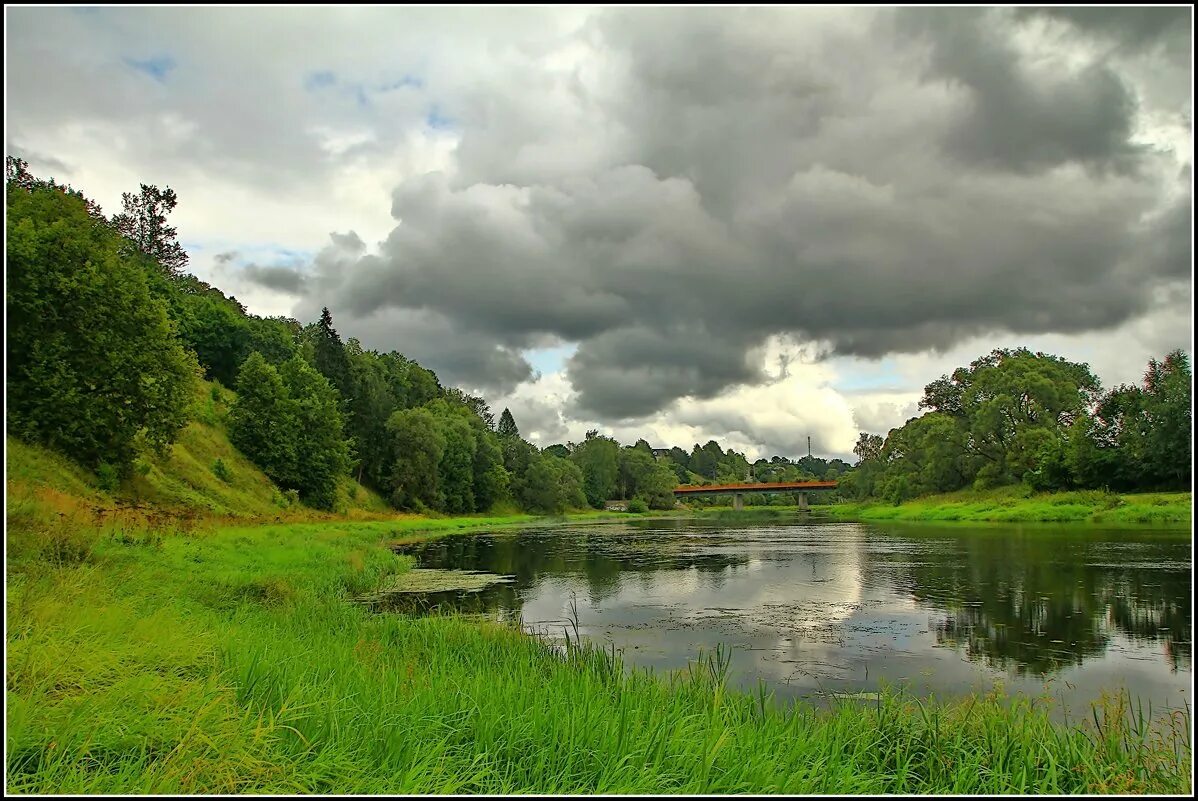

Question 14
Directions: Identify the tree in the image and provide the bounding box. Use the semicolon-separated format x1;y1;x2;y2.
229;353;296;485
915;348;1102;490
1084;350;1193;491
169;276;252;386
853;433;884;465
961;349;1101;488
543;443;571;459
310;307;352;402
6;156;105;221
444;387;494;429
570;430;620;508
7;179;199;469
6;155;36;191
497;407;520;439
876;412;973;502
436;412;478;513
1139;350;1192;488
691;440;724;479
111;183;189;277
386;408;446;510
343;344;398;488
616;446;680;507
228;353;351;510
471;420;510;511
279;356;350;510
520;452;586;514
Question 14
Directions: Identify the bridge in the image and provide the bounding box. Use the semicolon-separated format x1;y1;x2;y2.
673;480;838;511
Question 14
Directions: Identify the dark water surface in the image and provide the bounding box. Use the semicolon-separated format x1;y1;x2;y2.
393;516;1191;716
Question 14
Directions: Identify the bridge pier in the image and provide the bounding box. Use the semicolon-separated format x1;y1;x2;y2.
797;492;809;510
733;492;744;511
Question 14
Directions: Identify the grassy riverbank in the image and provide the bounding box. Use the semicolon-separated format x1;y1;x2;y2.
7;508;1191;794
827;488;1192;526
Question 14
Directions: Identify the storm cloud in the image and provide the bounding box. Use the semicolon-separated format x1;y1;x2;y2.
296;7;1189;417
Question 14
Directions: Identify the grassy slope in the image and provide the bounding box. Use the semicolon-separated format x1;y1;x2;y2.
7;516;1190;794
6;380;391;528
827;487;1192;526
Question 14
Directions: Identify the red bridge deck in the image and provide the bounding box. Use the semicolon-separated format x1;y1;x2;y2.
674;480;837;494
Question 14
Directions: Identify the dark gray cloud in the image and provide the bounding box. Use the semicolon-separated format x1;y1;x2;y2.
242;263;308;294
898;7;1143;173
1017;7;1192;55
293;7;1188;418
6;142;73;176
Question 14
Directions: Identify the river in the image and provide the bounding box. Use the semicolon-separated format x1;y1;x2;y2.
391;516;1191;719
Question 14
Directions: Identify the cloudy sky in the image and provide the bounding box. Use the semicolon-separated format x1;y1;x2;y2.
6;6;1192;461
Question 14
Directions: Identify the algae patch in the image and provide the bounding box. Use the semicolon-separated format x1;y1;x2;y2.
357;568;515;614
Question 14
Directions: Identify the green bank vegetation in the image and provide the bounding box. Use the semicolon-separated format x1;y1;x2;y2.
842;348;1192;505
7;511;1191;794
828;487;1192;526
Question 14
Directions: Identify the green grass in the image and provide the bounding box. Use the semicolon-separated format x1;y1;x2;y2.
827;487;1192;527
6;381;391;529
6;513;1191;794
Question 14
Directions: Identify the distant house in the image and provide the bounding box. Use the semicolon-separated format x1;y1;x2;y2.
650;448;671;459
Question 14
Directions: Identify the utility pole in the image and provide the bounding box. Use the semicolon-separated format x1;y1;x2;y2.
807;436;811;458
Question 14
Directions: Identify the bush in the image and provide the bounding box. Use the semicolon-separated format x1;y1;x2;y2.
627;498;649;513
212;458;231;483
96;462;120;492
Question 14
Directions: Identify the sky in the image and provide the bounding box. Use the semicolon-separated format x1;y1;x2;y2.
5;6;1193;462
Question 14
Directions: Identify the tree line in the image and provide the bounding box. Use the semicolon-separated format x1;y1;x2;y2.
842;347;1192;503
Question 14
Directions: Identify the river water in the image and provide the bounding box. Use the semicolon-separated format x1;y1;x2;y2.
392;516;1191;718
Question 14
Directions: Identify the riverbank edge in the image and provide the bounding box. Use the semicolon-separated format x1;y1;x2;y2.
822;489;1192;527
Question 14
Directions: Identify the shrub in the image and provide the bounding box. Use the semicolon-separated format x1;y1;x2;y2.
627;498;649;513
96;462;120;492
212;458;231;483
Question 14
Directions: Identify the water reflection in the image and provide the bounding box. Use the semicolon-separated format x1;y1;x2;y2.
393;518;1191;711
404;524;755;604
858;525;1192;675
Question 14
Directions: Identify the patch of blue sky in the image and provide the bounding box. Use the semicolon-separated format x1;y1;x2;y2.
220;243;314;267
524;343;578;377
304;70;337;91
832;356;907;392
378;74;423;92
426;105;455;131
125;55;175;82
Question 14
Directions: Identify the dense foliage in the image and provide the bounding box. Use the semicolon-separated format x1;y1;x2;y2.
6;166;200;471
844;348;1192;503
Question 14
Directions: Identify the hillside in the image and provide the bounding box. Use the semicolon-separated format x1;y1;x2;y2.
6;379;392;532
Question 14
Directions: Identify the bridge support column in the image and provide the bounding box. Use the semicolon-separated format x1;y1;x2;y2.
733;492;744;511
797;492;809;510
